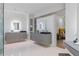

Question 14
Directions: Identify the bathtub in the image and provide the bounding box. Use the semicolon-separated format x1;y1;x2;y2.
64;41;79;56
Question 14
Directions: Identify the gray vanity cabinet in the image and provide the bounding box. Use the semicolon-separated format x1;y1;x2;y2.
5;32;27;44
30;33;52;46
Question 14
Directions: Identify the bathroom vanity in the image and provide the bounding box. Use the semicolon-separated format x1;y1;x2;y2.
30;32;52;46
5;32;27;44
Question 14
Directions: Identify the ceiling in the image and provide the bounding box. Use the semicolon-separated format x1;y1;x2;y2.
4;3;65;16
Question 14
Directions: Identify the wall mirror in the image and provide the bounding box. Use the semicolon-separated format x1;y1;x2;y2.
11;20;21;32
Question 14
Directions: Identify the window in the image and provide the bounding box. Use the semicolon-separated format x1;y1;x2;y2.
11;20;21;32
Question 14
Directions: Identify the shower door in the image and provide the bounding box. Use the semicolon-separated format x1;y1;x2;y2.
0;3;3;56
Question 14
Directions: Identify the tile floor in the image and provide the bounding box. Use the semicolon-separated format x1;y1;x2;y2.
0;48;3;56
4;40;73;56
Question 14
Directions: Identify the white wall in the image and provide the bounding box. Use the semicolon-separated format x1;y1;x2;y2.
77;4;79;40
65;4;77;41
36;15;58;47
46;15;58;46
4;10;29;33
55;15;65;29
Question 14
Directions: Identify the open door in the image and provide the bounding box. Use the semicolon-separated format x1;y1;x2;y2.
56;10;65;48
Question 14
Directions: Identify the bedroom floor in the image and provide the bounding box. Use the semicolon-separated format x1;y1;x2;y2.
4;40;73;56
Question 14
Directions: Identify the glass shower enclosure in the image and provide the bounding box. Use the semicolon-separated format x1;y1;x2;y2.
0;3;3;56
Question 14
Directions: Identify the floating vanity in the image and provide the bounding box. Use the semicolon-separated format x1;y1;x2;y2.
5;32;27;44
30;32;52;46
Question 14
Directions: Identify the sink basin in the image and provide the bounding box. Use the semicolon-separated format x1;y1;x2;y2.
40;32;51;34
75;42;79;45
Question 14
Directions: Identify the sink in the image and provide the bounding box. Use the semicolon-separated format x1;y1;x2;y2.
40;32;51;34
75;42;79;45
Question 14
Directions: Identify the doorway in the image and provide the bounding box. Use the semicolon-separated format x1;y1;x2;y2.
56;10;65;48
